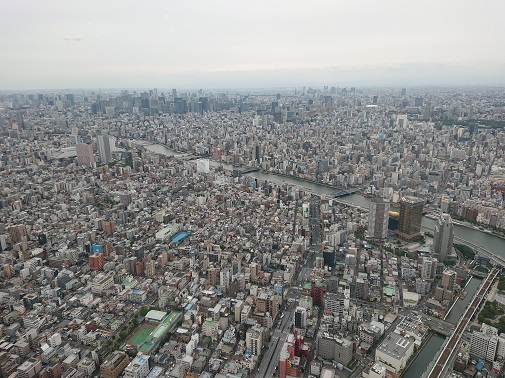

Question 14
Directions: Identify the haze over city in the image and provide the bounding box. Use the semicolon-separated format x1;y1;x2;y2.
1;0;505;90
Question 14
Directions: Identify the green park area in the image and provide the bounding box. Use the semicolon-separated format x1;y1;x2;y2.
454;244;475;260
478;299;505;333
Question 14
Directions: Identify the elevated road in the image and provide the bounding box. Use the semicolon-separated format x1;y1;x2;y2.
425;267;500;378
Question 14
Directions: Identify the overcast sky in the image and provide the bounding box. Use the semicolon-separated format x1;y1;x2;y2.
1;0;504;90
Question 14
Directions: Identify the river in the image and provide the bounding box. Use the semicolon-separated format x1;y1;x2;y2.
141;142;499;378
140;142;505;257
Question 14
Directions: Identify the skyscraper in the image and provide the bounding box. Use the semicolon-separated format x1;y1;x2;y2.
434;213;454;261
97;134;112;164
368;197;390;240
397;196;424;238
75;143;94;167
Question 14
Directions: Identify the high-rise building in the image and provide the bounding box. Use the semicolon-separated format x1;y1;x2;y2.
324;292;346;318
256;290;278;320
196;158;210;174
434;213;454;261
471;331;498;362
420;256;438;280
397;196;424;238
207;266;218;286
220;269;230;289
294;307;307;329
323;251;336;269
441;269;457;290
278;333;308;378
97;134;112;164
145;260;155;278
16;358;42;378
368;198;390;240
75;144;94;166
316;332;353;365
89;253;104;271
245;324;264;356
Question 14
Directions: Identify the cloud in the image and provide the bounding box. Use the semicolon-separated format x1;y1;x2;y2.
63;35;82;42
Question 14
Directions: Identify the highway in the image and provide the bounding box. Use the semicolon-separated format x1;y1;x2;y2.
425;267;499;378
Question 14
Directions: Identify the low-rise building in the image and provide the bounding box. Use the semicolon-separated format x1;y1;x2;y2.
100;351;130;378
375;333;414;377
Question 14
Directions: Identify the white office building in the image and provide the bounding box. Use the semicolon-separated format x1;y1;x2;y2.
97;134;112;164
471;331;498;362
196;158;210;174
375;333;414;375
124;354;150;378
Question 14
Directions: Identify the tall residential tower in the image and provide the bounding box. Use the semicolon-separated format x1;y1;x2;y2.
368;197;390;240
434;213;454;261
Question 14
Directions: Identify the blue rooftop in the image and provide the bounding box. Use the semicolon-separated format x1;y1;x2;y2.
171;231;190;244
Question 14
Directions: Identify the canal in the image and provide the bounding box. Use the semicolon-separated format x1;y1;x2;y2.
141;142;503;377
402;277;482;378
402;334;445;378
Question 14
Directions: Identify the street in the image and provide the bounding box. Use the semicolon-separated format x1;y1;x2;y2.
255;248;316;378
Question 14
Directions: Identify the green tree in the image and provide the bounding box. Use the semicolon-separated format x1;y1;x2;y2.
454;244;475;260
126;348;138;358
139;306;150;317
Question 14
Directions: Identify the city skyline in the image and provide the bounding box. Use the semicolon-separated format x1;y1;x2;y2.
2;86;505;377
1;0;505;90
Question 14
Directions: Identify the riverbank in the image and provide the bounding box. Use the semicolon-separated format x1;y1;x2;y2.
425;212;505;241
400;332;436;378
444;277;473;323
137;140;505;260
257;169;356;191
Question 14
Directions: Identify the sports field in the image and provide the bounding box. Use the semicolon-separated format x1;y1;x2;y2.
129;324;155;346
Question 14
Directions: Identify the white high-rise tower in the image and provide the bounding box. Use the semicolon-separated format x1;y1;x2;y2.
97;134;112;164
